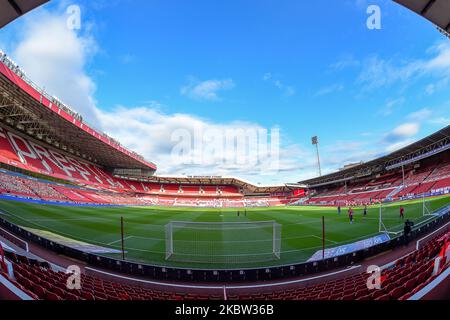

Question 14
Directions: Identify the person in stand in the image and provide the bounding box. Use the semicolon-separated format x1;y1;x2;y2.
400;206;405;220
348;207;354;224
403;219;414;246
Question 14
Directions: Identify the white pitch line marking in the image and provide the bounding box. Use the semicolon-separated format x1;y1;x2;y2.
107;236;133;245
311;235;338;244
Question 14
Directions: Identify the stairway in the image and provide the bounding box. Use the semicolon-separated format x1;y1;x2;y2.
387;185;404;198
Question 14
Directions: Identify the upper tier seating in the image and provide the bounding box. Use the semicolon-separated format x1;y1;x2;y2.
307;159;450;206
426;163;450;182
0;124;248;202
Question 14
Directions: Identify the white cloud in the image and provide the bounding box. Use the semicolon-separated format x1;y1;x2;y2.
380;97;406;117
382;122;420;153
429;117;450;126
180;78;235;101
358;41;450;91
425;77;449;95
320;139;378;169
274;80;283;89
314;83;344;97
408;108;432;121
390;123;420;139
284;86;296;97
12;9;99;124
379;97;405;116
358;56;421;90
95;105;311;183
5;8;309;184
263;73;296;97
425;42;450;71
0;40;8;53
330;54;360;70
325;141;364;154
119;53;135;64
384;139;416;153
425;84;435;95
263;72;272;81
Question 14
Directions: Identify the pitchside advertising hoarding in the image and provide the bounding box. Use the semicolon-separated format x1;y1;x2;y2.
307;233;391;262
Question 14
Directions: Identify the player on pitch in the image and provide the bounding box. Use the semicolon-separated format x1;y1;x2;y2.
348;207;354;224
400;206;405;220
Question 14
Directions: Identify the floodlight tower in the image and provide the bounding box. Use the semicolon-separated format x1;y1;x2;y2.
312;136;322;177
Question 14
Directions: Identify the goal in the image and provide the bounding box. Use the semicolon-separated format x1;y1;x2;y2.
378;202;402;236
165;221;282;265
421;194;437;217
378;196;442;236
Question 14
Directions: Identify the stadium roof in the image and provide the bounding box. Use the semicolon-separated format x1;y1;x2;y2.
0;0;49;28
0;59;157;171
393;0;450;36
300;126;450;187
0;0;156;172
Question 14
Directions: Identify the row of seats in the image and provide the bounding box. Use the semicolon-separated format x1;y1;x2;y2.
0;125;249;199
0;170;290;207
230;231;448;300
2;231;448;300
0;172;67;201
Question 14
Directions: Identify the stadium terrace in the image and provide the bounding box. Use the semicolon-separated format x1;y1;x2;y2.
0;0;449;304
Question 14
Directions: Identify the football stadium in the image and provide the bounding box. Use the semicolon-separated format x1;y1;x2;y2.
0;0;449;306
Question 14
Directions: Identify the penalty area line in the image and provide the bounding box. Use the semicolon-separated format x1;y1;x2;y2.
311;235;338;244
107;236;133;245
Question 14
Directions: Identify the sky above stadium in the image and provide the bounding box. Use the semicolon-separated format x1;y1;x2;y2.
0;0;449;185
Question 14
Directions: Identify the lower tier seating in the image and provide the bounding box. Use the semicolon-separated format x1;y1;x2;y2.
1;231;448;300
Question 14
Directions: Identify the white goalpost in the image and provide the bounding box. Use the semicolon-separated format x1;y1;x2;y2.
422;194;437;217
378;195;442;236
378;202;401;236
165;222;174;260
165;221;282;265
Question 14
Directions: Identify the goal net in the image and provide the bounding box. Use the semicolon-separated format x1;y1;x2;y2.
422;194;437;217
165;221;282;265
378;196;443;236
378;202;402;236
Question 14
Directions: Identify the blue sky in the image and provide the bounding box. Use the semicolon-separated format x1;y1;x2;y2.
0;0;449;184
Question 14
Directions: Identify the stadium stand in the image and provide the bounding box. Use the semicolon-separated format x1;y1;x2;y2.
0;0;449;303
1;230;448;300
305;151;450;206
0;168;288;207
0;123;294;206
1;153;448;208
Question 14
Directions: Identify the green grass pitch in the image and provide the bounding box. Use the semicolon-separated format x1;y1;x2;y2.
0;195;449;269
